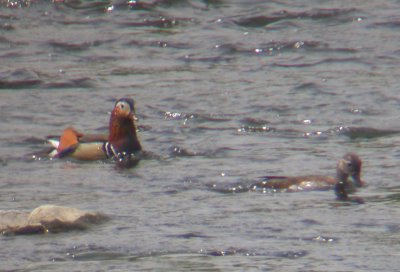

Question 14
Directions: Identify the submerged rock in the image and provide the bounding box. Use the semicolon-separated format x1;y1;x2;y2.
0;205;108;235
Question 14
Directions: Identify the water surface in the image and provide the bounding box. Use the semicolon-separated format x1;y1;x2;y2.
1;0;400;271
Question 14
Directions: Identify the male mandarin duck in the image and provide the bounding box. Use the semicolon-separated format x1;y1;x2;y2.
47;98;142;161
253;153;365;199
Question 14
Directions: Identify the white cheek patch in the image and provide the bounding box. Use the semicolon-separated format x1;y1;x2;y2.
116;102;132;115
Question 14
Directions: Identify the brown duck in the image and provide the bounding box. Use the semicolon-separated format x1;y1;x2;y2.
253;153;365;198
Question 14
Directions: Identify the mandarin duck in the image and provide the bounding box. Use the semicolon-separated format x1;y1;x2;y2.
253;153;365;199
46;98;142;161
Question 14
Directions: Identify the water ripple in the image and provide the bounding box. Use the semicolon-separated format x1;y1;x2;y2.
234;8;358;28
309;126;400;139
119;17;190;28
0;68;42;89
238;117;276;133
274;250;308;259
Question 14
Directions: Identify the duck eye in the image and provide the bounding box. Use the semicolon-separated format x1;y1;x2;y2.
117;101;130;111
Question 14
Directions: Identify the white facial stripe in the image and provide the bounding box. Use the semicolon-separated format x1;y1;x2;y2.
116;101;131;112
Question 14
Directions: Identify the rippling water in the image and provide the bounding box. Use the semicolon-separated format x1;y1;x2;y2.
1;0;400;271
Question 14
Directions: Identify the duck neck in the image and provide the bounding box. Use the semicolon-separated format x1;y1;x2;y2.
335;170;349;200
108;115;142;154
351;173;363;188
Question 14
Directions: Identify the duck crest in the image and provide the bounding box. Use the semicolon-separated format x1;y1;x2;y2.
108;98;142;156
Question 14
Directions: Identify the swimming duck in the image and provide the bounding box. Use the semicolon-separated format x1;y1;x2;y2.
46;98;142;161
333;154;365;202
253;153;365;196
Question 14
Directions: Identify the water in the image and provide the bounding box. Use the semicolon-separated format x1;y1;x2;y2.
1;0;400;270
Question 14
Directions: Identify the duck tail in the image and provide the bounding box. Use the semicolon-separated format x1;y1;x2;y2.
47;127;82;158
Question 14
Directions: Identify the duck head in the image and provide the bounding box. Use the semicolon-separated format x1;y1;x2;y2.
343;153;364;188
335;153;364;200
108;98;142;156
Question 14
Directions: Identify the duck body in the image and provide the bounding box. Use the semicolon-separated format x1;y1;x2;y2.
45;98;142;162
48;134;107;161
254;153;365;199
255;175;337;192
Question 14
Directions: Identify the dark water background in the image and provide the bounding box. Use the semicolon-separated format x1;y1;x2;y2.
1;0;400;271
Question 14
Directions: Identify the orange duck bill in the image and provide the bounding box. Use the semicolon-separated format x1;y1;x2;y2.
46;98;142;161
254;153;365;197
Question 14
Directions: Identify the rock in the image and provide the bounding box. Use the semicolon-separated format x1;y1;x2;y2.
0;205;108;235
